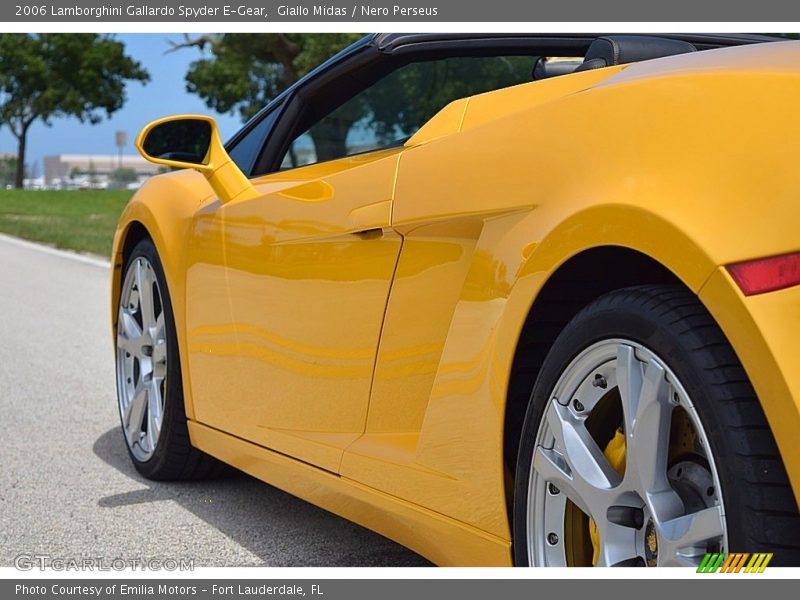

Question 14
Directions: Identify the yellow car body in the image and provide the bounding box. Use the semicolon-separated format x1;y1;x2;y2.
112;38;800;566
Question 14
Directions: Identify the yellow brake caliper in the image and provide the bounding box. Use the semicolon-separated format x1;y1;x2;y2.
586;409;696;566
589;429;627;566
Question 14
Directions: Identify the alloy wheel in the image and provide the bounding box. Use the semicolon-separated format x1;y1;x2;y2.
527;339;727;566
115;256;168;462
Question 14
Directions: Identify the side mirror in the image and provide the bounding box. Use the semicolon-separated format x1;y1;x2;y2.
135;115;256;203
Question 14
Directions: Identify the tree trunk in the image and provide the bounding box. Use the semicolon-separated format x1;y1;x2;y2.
14;123;28;189
309;119;351;163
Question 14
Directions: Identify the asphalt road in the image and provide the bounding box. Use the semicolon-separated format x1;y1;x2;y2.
0;234;430;567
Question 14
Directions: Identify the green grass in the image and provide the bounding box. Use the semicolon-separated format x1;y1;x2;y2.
0;189;132;256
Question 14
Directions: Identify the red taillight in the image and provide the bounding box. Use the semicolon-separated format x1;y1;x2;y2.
727;252;800;296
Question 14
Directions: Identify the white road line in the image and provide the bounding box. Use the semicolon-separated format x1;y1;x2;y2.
0;233;111;269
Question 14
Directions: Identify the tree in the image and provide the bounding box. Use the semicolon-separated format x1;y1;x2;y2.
0;155;21;187
178;34;534;165
175;33;362;122
109;166;138;187
0;34;149;188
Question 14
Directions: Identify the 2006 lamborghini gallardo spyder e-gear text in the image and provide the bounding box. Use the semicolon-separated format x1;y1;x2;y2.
112;34;800;566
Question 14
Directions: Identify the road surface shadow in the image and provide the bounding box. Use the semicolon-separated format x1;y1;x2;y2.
93;427;432;567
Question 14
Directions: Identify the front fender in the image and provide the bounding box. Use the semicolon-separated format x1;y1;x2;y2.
110;169;212;420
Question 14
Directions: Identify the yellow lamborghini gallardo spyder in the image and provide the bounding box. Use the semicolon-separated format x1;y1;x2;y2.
112;34;800;566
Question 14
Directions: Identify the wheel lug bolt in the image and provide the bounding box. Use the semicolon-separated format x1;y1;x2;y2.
572;399;585;412
548;483;560;495
592;374;608;389
547;532;559;545
142;345;152;356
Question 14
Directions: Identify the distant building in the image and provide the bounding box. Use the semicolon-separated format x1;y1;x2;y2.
43;154;161;189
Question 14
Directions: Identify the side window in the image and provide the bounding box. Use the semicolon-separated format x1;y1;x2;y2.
280;55;535;170
228;103;283;176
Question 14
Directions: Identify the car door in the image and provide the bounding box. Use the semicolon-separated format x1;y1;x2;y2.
208;148;402;472
187;46;541;473
187;66;416;473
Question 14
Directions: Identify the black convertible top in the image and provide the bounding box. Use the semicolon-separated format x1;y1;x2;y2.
371;32;778;55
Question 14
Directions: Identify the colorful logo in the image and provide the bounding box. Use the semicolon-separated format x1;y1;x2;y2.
697;553;773;573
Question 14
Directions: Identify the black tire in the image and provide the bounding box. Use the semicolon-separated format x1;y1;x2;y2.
117;238;226;481
513;284;800;566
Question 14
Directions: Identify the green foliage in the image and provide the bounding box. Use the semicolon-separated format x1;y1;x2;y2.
109;167;138;184
294;55;534;164
183;35;536;166
0;189;132;255
355;56;533;144
0;155;20;187
184;33;362;121
0;34;149;187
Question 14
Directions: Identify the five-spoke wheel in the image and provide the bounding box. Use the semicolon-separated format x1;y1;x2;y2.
527;340;725;566
513;285;800;567
115;238;224;480
116;256;168;462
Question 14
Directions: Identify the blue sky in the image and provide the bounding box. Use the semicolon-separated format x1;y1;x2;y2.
0;34;244;174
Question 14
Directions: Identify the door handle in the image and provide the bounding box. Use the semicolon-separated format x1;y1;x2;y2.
348;200;392;232
352;228;384;240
